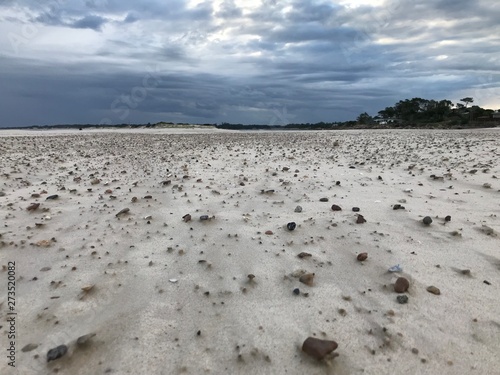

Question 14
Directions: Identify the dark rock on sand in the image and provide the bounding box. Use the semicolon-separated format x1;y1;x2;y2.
397;295;409;304
47;345;68;362
182;214;192;222
356;215;366;224
287;222;296;231
116;208;130;217
319;197;329;202
21;343;39;352
445;215;451;222
294;206;303;213
331;204;342;211
46;194;59;200
357;252;368;261
298;252;312;259
423;216;433;225
394;277;410;293
352;207;360;212
293;288;300;295
302;337;338;360
426;286;441;295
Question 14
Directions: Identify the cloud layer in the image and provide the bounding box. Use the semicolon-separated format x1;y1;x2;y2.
1;0;499;126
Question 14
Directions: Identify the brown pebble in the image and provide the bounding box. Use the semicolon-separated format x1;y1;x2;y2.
299;273;315;286
298;252;312;259
27;203;40;211
265;230;273;235
412;348;419;354
426;286;441;295
302;337;338;360
182;214;192;222
331;204;342;211
356;215;366;224
357;252;368;261
394;277;409;293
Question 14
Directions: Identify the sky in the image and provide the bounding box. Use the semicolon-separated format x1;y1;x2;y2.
0;0;499;127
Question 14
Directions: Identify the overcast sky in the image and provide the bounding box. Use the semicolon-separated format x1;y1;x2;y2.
1;0;499;127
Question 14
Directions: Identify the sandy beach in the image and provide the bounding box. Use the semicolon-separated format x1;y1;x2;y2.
1;128;499;375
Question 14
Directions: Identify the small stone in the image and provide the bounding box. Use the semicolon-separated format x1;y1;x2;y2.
357;252;368;261
200;215;209;221
426;286;440;295
302;337;338;360
394;277;409;293
287;222;296;231
445;215;451;222
81;284;94;292
293;288;300;295
247;274;255;281
423;216;433;225
412;348;419;354
483;280;491;285
182;214;192;222
396;295;408;304
21;343;39;352
265;230;273;235
460;269;471;275
352;207;360;212
46;194;59;200
298;252;312;259
115;208;130;217
143;195;153;199
356;215;366;224
47;345;68;362
27;203;40;211
294;206;303;213
77;333;96;346
319;197;329;202
331;204;342;211
299;273;315;286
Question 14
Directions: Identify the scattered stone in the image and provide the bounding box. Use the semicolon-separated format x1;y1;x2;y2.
423;216;433;225
287;222;296;231
445;215;451;222
356;215;366;224
27;203;40;211
411;348;419;355
396;295;408;304
298;252;312;259
319;197;329;202
331;204;342;211
115;208;130;217
81;284;94;292
388;264;403;273
294;206;303;213
47;345;68;362
299;273;315;286
77;333;96;346
357;252;368;261
393;204;405;210
200;215;209;221
46;194;59;200
484;280;491;285
182;214;192;222
302;337;338;360
483;183;492;189
143;195;153;199
426;286;441;295
293;288;300;295
21;343;39;352
394;277;409;293
460;269;471;276
265;230;273;235
169;279;178;283
36;240;52;247
352;207;360;212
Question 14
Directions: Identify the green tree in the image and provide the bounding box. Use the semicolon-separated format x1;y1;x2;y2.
357;112;373;124
460;97;474;108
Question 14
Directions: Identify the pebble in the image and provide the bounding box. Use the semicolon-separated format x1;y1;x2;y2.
393;204;405;210
298;252;312;259
357;252;368;261
423;216;433;225
21;343;39;352
293;288;300;295
302;337;338;360
319;197;329;202
388;264;403;273
396;295;409;304
299;273;315;286
77;333;96;346
426;286;441;295
27;203;40;211
182;214;192;222
46;194;59;200
294;206;303;213
394;277;409;293
115;208;130;217
331;204;342;211
200;215;209;221
356;215;366;224
445;215;451;222
265;230;273;235
287;222;296;231
352;207;360;212
47;345;68;362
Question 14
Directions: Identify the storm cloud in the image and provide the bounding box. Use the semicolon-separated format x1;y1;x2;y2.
0;0;499;126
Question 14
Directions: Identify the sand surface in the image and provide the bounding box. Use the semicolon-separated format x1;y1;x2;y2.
1;128;499;375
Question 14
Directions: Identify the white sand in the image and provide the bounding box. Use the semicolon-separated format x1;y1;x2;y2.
0;128;499;375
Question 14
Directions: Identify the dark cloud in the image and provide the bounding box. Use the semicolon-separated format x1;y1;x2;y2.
0;0;499;127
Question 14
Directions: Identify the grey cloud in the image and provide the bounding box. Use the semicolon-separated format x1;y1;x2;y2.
71;14;108;30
